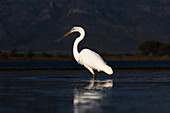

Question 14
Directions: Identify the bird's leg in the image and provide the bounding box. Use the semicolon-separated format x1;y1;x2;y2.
93;74;96;80
84;65;95;77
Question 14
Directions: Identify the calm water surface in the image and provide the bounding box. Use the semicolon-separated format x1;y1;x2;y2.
0;70;170;113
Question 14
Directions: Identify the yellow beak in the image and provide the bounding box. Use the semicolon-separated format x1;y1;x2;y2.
63;29;73;38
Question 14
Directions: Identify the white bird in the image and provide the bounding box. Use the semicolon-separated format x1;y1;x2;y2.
63;26;113;78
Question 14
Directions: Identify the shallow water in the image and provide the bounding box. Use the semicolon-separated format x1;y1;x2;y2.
0;70;170;113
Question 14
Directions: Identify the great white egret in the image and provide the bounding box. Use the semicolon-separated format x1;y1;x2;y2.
63;26;113;78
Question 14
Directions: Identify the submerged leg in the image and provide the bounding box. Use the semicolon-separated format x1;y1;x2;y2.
93;74;96;80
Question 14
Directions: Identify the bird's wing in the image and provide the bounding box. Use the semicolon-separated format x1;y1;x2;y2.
79;49;106;71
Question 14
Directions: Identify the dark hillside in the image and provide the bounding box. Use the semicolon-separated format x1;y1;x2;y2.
0;0;170;54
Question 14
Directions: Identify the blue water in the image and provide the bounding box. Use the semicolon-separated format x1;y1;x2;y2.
0;70;170;113
0;60;170;68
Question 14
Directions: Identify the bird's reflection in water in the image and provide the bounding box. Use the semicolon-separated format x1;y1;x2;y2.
73;79;113;113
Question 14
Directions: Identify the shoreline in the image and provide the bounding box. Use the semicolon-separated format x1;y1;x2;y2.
0;56;170;70
0;56;170;61
0;66;170;70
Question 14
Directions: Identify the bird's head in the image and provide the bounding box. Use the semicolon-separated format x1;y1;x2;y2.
63;27;84;38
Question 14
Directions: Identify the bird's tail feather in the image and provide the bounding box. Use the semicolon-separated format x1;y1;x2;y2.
103;65;113;75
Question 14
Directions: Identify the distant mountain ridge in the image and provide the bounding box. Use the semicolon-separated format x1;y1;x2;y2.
0;0;170;54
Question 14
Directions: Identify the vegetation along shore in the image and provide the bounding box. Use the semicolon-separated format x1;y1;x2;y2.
0;40;170;61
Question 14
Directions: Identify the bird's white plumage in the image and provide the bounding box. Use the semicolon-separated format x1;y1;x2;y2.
63;26;113;77
79;49;106;70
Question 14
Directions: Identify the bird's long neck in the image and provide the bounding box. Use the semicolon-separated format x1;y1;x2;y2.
73;30;85;62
